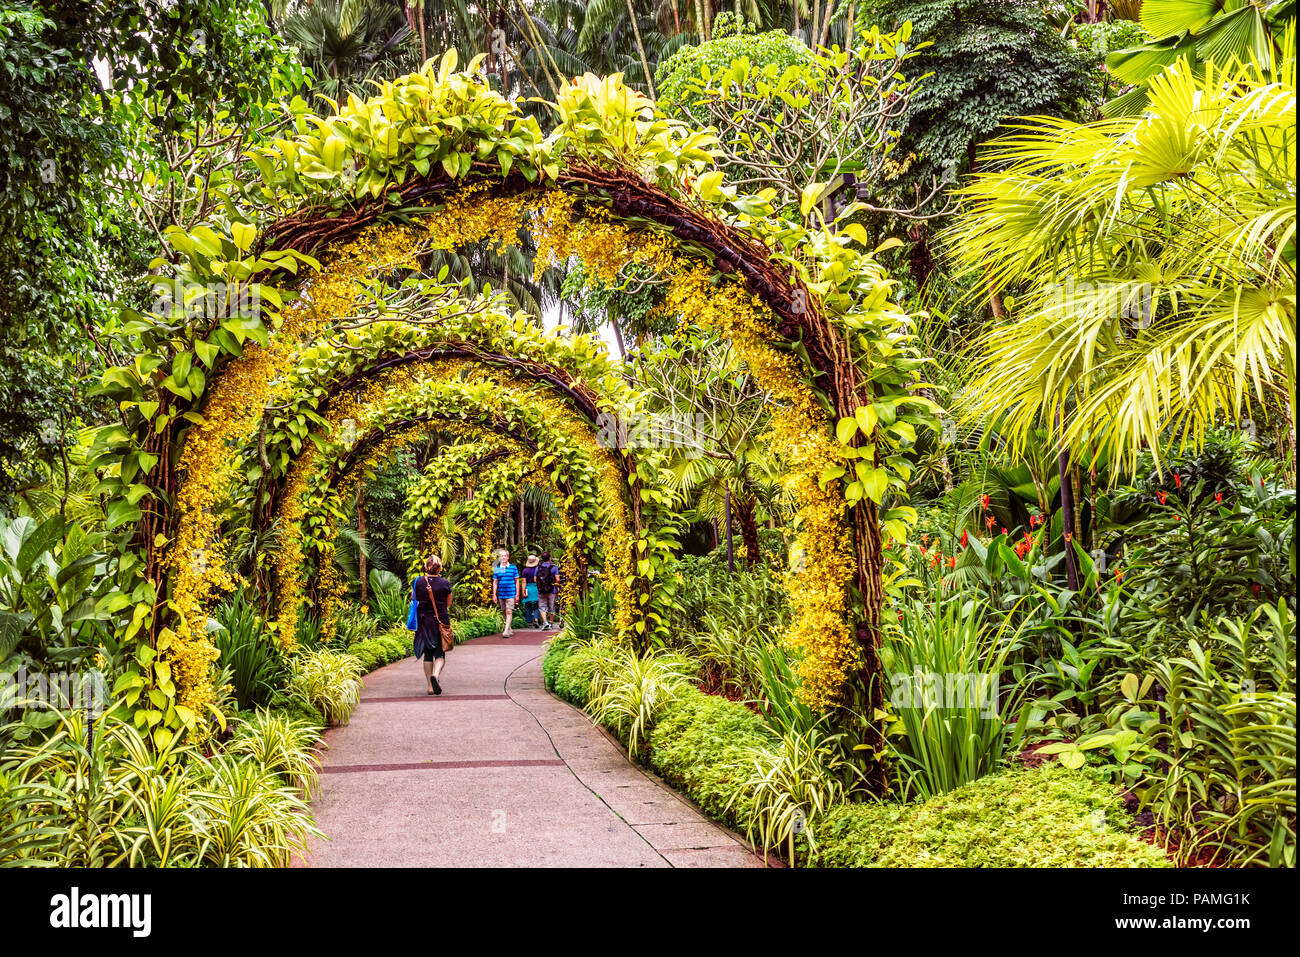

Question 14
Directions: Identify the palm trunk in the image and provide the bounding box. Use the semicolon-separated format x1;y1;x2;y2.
356;487;368;603
735;493;762;567
610;313;627;360
818;0;836;48
626;0;656;100
724;480;735;573
1056;405;1080;592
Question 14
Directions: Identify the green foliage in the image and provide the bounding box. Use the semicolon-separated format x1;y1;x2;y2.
287;648;362;726
585;645;696;756
210;592;285;711
558;583;617;647
665;554;791;699
649;686;777;830
1117;478;1295;634
452;607;504;644
548;637;609;706
0;1;305;493
882;598;1029;799
0;513;124;670
736;723;854;865
807;763;1171;867
0;704;322;866
655;16;814;120
1129;601;1295;867
944;51;1296;468
1106;0;1294;115
345;625;411;674
367;568;408;625
858;0;1095;187
226;708;323;800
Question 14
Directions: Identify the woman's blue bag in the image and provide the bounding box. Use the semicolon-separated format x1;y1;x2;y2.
406;580;419;631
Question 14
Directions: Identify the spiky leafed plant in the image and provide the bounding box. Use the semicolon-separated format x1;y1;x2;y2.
1105;0;1295;115
944;47;1297;474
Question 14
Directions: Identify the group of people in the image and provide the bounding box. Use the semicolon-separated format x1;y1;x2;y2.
490;549;561;637
409;548;562;696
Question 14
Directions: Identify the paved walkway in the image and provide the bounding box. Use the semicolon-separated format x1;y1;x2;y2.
296;629;764;867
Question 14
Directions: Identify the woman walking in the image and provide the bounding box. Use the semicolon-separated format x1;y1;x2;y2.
413;555;454;695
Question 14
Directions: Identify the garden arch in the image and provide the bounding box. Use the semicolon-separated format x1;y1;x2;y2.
395;440;594;599
94;58;936;793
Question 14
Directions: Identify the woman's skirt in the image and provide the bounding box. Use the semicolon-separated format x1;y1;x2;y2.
414;611;445;661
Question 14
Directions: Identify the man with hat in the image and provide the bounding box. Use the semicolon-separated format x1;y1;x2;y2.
520;553;541;629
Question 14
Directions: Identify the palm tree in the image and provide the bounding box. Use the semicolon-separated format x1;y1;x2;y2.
943;47;1296;476
280;0;418;102
1105;0;1295;115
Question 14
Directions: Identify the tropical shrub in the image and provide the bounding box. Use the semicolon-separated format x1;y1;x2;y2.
882;597;1028;799
738;723;854;866
648;687;777;830
367;568;408;626
210;592;285;711
1131;601;1296;867
451;607;503;644
807;764;1172;868
226;708;323;800
0;705;322;867
287;649;363;726
585;647;696;757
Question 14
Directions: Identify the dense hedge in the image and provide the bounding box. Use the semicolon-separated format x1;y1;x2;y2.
647;689;775;829
543;640;1169;868
807;764;1171;868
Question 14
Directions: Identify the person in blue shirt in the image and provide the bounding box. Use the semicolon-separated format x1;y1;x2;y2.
491;549;524;638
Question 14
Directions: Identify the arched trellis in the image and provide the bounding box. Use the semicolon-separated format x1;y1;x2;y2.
273;361;639;643
396;440;593;600
91;59;937;794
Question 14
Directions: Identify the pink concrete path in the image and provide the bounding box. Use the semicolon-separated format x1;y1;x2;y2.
296;629;765;867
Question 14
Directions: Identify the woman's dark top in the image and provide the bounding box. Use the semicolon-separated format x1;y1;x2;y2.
414;575;452;625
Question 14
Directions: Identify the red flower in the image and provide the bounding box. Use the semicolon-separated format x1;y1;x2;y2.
1215;492;1223;503
960;530;968;548
1001;527;1008;536
980;494;990;510
1173;472;1182;489
1114;567;1124;582
1174;514;1181;522
931;553;941;568
948;556;956;568
1158;491;1168;505
985;515;996;531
